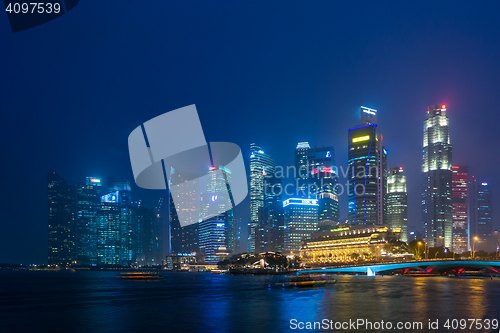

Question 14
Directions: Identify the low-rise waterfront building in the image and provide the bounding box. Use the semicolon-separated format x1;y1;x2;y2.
300;225;403;263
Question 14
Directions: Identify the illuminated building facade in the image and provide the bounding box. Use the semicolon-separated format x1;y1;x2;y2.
47;173;76;266
387;167;408;242
132;205;162;266
255;175;284;253
99;188;134;265
348;106;386;226
307;146;339;229
476;182;492;251
451;165;469;254
295;142;310;193
284;198;319;253
249;143;276;252
422;104;453;248
300;225;402;263
169;172;200;255
199;167;233;263
198;219;227;264
170;192;199;254
77;177;102;265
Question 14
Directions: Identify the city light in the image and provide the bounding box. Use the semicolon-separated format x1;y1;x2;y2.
283;198;318;207
352;135;370;143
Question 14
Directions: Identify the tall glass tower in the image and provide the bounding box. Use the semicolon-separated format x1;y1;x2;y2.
451;165;468;254
295;142;310;193
477;182;492;251
305;145;339;229
249;143;276;253
387;167;408;242
422;104;453;248
348;107;386;226
47;173;76;266
77;177;102;265
283;198;319;253
199;167;232;263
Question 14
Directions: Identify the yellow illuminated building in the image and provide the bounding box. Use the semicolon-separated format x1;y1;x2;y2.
300;225;402;263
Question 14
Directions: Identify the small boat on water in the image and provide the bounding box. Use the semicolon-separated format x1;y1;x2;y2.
270;274;336;288
115;272;165;280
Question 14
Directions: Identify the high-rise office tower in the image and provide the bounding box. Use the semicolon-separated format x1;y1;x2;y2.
132;205;162;266
47;173;76;266
170;193;199;254
198;219;227;264
387;167;408;242
249;143;276;253
422;104;453;248
476;182;492;251
295;142;310;193
451;166;469;254
468;176;478;249
306;146;339;229
199;166;233;262
348;107;386;226
99;186;133;265
77;177;102;265
255;175;283;253
284;198;319;253
169;171;200;255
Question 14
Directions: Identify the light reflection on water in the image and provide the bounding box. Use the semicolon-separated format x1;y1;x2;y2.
0;271;499;332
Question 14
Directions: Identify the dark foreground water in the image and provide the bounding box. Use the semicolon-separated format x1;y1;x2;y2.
1;271;499;333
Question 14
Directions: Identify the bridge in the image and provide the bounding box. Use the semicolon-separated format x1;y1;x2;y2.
301;260;500;277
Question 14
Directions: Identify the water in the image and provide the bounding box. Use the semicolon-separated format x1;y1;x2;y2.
1;271;499;332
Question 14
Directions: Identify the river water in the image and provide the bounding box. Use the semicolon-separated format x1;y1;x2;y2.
1;271;499;332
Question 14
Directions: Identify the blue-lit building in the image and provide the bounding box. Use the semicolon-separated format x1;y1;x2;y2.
47;173;76;266
348;107;386;226
132;205;163;266
198;219;227;264
77;177;102;266
249;143;276;253
98;187;134;265
306;145;339;230
477;182;492;251
199;167;233;263
422;104;453;248
284;198;319;253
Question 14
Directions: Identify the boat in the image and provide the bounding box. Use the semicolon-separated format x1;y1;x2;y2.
269;274;336;288
115;272;165;280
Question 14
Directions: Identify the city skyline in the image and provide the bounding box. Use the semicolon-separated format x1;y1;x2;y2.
3;2;500;264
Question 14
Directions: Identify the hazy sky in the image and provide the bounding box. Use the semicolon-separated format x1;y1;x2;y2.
1;1;500;263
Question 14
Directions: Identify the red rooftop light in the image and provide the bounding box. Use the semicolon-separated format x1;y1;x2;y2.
441;104;446;109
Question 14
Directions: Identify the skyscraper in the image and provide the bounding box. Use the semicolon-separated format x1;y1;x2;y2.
99;186;134;265
132;205;162;266
306;146;339;229
249;143;276;253
169;171;200;255
348;107;386;226
387;167;408;242
77;177;102;265
170;192;199;254
199;166;233;262
422;104;453;248
257;173;284;253
451;165;468;254
476;182;492;251
47;173;76;266
284;198;318;253
295;142;310;193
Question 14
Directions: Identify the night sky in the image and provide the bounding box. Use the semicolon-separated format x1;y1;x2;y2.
1;1;500;264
